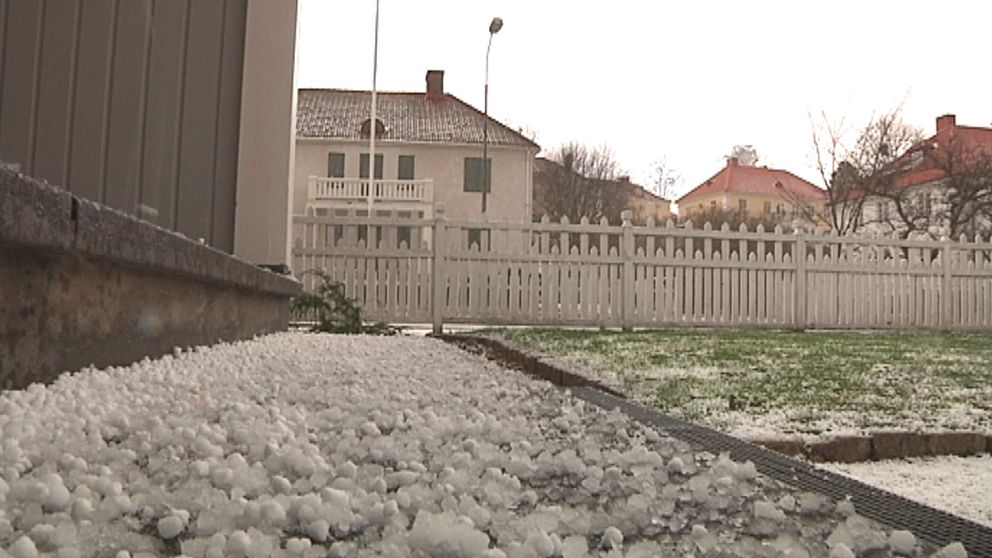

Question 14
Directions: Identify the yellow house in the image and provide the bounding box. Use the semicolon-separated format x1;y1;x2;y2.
294;70;540;233
677;157;828;227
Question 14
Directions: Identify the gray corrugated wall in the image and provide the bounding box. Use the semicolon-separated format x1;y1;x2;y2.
0;0;247;252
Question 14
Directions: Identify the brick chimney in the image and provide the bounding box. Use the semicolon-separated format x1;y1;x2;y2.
936;114;956;134
426;70;444;101
726;156;739;167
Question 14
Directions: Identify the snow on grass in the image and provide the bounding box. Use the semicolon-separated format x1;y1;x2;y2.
486;328;992;439
823;455;992;529
0;333;962;556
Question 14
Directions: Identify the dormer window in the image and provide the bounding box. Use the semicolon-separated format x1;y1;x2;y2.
360;118;386;138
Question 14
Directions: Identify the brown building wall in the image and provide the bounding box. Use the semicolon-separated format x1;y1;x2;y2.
0;0;248;252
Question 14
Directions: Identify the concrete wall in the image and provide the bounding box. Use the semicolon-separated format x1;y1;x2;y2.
0;169;301;390
294;139;535;223
0;0;299;267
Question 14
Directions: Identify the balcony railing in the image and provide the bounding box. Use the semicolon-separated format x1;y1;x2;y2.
308;176;433;205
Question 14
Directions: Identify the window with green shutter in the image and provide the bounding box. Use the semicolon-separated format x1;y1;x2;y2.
398;155;415;180
327;152;345;177
463;157;491;192
359;153;384;179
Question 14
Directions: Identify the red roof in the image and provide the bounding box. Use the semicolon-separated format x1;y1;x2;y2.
677;159;826;204
886;117;992;189
297;89;540;150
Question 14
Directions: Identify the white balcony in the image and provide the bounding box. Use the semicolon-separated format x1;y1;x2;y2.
307;176;433;210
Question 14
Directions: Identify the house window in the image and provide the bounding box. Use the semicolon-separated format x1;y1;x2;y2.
910;150;924;168
398;155;415;180
738;199;748;213
464;158;492;192
763;201;772;215
878;200;890;221
359;153;384;179
359;118;386;138
358;225;383;247
919;192;932;216
709;200;717;209
776;203;785;216
398;226;412;248
467;228;490;251
327;153;345;177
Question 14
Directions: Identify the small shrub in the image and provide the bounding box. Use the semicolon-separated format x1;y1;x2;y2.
291;270;398;335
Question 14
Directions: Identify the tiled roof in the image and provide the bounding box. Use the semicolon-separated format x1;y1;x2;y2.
296;89;540;150
677;161;827;204
888;123;992;188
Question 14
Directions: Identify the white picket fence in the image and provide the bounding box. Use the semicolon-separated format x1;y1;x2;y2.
291;209;992;332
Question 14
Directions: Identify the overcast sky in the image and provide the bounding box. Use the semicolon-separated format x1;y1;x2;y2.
296;0;992;196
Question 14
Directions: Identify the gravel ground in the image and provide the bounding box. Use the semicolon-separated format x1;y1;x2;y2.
824;455;992;529
0;333;967;557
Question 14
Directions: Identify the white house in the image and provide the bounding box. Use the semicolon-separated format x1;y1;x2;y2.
857;114;992;239
293;70;539;249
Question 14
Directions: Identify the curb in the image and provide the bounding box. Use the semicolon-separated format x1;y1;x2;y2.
435;334;627;398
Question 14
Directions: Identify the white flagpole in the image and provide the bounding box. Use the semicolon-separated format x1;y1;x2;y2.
367;0;380;243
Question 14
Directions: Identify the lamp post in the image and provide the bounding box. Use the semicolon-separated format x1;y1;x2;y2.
481;16;502;214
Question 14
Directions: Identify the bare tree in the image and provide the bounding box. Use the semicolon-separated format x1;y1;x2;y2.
651;156;682;200
534;143;630;224
728;144;760;166
515;124;539;144
937;142;992;239
808;106;922;234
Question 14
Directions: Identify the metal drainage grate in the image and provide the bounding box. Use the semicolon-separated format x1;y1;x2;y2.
442;334;992;558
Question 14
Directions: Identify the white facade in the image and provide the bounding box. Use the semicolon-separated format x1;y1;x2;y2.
293;139;536;224
857;182;967;239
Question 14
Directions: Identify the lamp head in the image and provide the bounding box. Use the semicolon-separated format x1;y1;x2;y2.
489;17;503;34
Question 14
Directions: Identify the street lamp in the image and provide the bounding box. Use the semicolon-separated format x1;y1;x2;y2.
481;16;502;214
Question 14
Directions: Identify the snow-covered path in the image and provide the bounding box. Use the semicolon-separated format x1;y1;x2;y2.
0;334;964;557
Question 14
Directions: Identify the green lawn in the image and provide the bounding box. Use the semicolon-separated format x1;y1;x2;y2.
480;328;992;438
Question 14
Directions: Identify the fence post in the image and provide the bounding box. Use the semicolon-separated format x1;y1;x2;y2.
431;204;447;335
794;233;807;330
621;210;634;331
941;236;952;330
